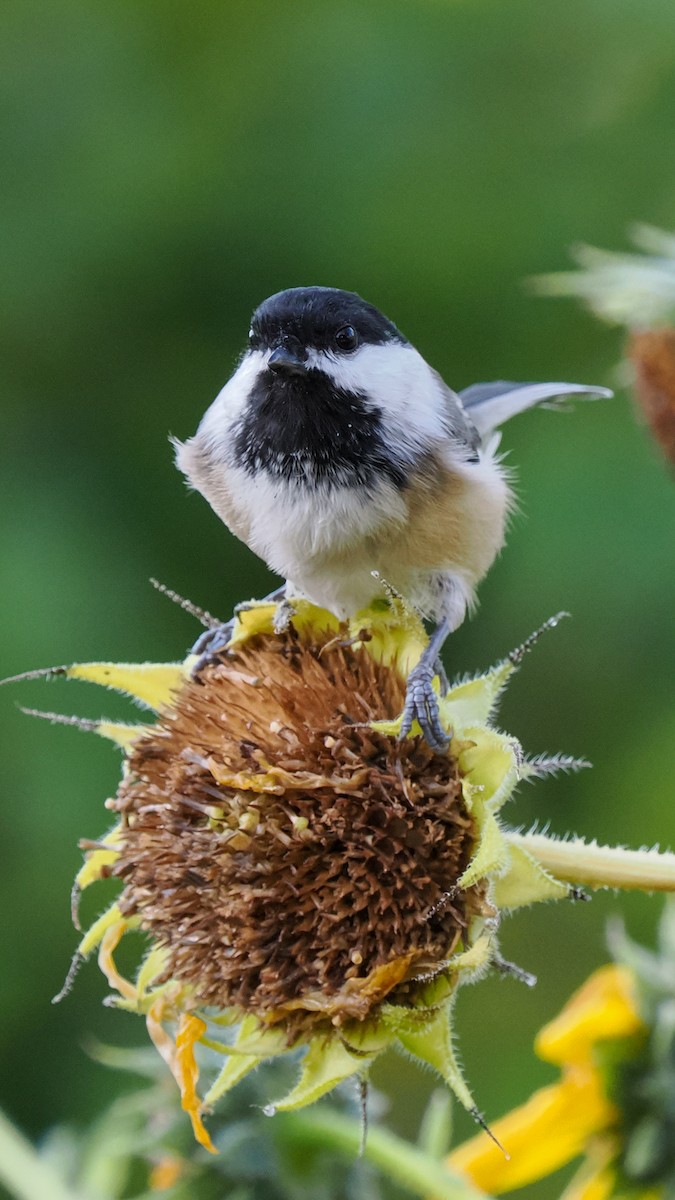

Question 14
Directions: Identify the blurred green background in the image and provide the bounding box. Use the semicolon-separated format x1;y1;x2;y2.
2;0;674;1194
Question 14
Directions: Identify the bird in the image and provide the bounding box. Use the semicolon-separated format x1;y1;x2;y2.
175;285;611;749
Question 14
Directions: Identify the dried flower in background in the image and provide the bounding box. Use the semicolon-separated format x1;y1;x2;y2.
534;224;675;464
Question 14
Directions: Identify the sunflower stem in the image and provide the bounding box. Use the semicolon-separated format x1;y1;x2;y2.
510;832;675;892
0;1109;86;1200
279;1110;486;1200
418;1088;454;1159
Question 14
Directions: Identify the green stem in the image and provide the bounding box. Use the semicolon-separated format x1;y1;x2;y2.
511;832;675;891
279;1109;486;1200
0;1109;85;1200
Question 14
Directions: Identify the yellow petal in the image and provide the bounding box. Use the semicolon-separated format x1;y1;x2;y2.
438;658;515;732
136;945;171;998
287;601;341;641
448;1071;616;1194
97;721;151;750
456;728;518;811
16;708;149;752
175;1014;216;1154
560;1156;617;1200
77;902;126;958
536;964;644;1066
76;826;123;890
67;662;186;711
220;1015;291;1058
229;598;343;647
370;714;406;738
350;601;426;676
494;839;571;909
228;602;277;645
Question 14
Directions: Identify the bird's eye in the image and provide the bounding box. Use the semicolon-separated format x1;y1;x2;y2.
335;325;358;351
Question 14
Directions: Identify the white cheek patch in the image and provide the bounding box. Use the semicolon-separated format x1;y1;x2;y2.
313;343;447;453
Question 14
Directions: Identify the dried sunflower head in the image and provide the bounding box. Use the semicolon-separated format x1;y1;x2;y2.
21;599;588;1151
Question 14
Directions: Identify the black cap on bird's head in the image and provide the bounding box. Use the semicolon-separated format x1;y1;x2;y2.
248;287;407;375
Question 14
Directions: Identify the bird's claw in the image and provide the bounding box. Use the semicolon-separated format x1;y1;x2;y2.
398;661;450;752
189;620;235;677
189;592;293;677
272;598;294;634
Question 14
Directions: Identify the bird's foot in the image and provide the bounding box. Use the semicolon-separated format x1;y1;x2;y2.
436;656;450;696
189;587;293;677
398;657;450;751
189;620;235;676
272;597;294;634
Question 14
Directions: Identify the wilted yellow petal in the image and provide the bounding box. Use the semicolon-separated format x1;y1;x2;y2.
370;714;407;738
148;1155;185;1191
98;915;137;1002
67;662;186;711
146;995;179;1072
448;1071;616;1193
536;964;643;1066
175;1014;216;1154
208;758;370;795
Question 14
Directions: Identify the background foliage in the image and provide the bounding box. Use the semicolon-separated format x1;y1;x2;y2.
2;0;674;1194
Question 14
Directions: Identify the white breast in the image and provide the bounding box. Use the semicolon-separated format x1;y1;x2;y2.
176;345;506;621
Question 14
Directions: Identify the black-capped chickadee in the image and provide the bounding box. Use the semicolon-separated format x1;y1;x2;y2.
175;286;611;749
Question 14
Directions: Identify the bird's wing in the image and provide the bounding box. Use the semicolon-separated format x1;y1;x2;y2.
458;381;613;438
432;372;483;457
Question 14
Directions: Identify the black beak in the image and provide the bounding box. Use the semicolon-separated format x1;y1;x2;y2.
267;345;307;375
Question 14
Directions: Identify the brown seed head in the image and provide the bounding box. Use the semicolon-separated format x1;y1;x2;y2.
628;328;675;465
112;625;488;1038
